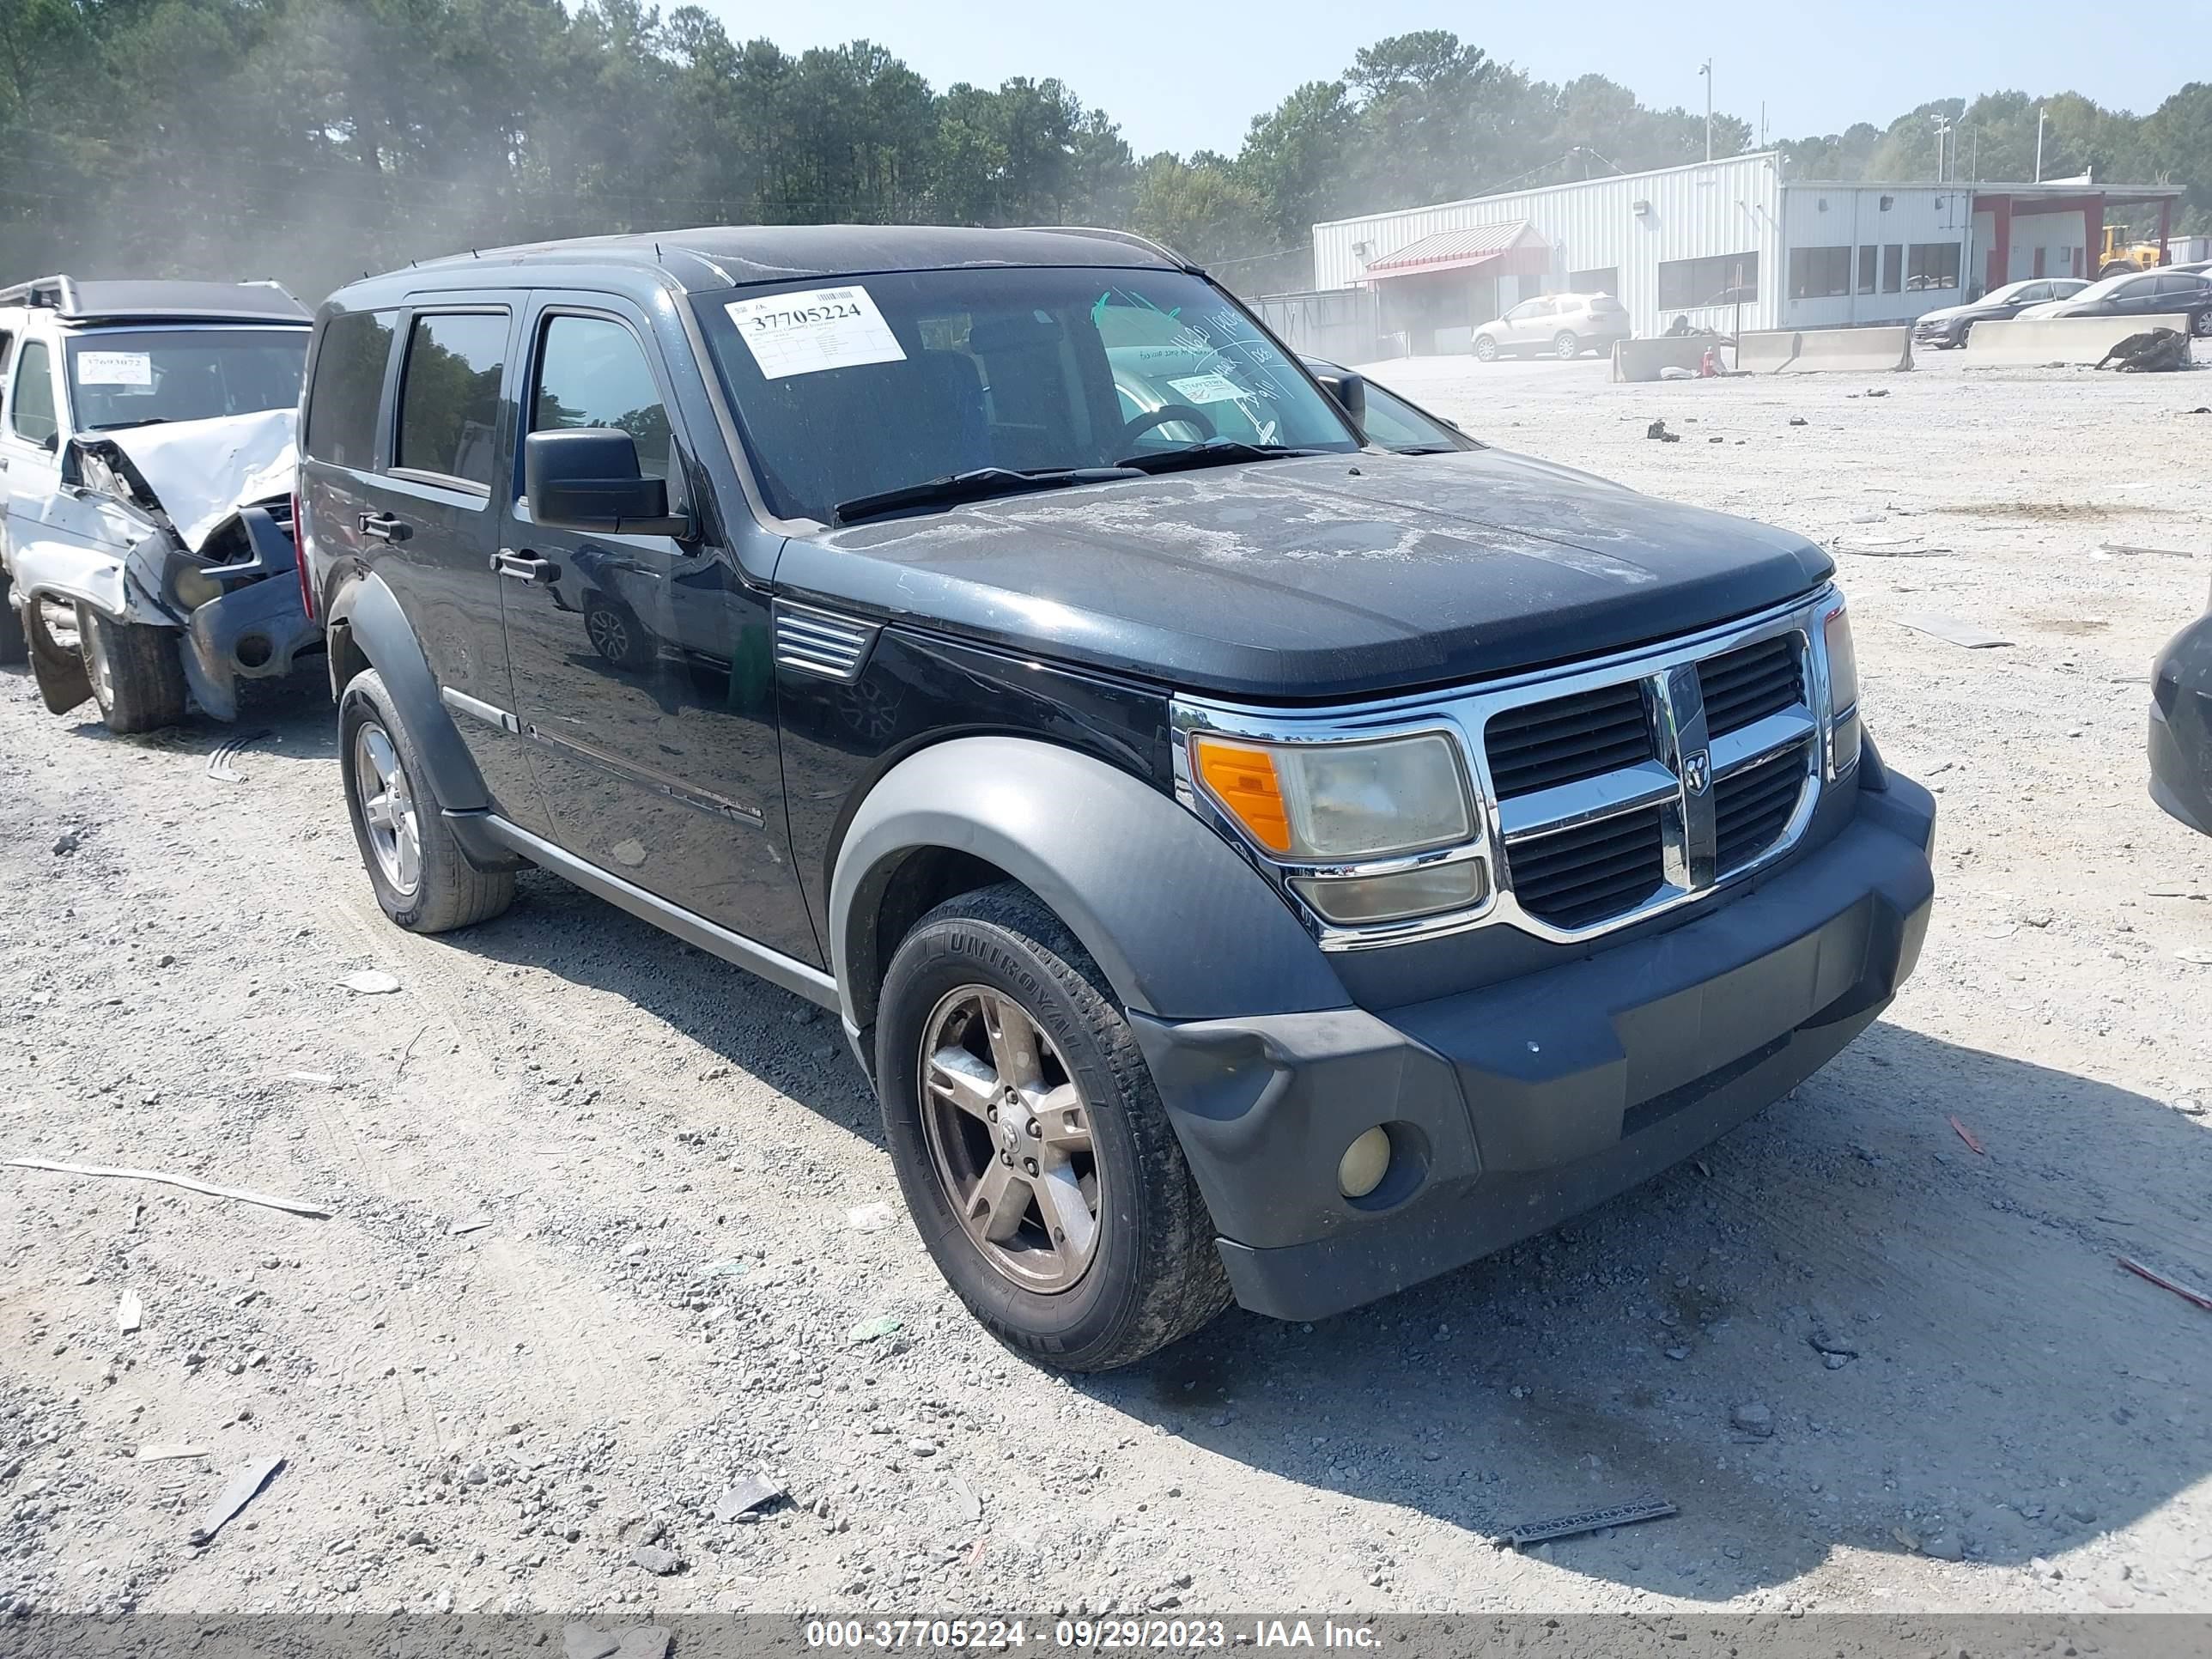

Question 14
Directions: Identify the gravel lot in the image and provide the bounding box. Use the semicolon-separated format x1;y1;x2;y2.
3;349;2210;1624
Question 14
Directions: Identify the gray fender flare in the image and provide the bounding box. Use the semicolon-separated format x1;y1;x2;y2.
829;736;1349;1033
324;572;490;816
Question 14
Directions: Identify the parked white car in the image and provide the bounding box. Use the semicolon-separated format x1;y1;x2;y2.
0;276;316;731
1472;292;1633;362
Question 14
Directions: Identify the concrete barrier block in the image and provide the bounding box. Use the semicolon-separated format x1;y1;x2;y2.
1735;331;1800;374
1961;314;2196;367
1777;325;1913;374
1609;338;1714;382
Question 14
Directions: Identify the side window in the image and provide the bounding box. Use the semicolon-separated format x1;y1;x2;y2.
302;309;397;470
530;315;673;481
395;312;508;489
10;340;57;446
0;331;15;379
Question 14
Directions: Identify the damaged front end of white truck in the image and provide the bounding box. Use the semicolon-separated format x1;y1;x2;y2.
12;407;319;731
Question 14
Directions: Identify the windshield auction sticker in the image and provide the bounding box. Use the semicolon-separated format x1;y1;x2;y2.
1166;372;1250;405
725;286;908;380
76;351;155;386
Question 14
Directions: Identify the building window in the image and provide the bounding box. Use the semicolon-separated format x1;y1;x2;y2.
1789;246;1853;300
1857;246;1878;295
1656;252;1760;311
1881;245;1903;294
1566;267;1619;296
1905;243;1961;292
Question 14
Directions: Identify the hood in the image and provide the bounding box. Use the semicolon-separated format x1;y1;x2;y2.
775;449;1832;702
99;408;296;553
2015;301;2069;319
1917;303;1969;325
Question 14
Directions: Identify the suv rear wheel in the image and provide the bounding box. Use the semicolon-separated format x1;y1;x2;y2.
1553;330;1582;360
77;604;187;733
338;667;514;933
875;884;1230;1371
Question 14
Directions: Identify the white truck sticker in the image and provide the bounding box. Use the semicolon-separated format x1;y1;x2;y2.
724;286;906;380
1166;372;1249;405
77;351;155;387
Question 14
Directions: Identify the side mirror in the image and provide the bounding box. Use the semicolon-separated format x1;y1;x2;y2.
1311;368;1366;427
40;431;58;454
524;428;690;538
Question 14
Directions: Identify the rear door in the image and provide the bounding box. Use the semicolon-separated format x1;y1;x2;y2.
335;297;550;836
495;293;817;964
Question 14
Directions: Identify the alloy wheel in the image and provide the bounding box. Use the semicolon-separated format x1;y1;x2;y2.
353;720;423;896
587;605;632;662
82;614;112;710
918;985;1103;1293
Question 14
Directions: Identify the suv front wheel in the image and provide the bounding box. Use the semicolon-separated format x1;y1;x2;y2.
78;604;187;733
875;884;1230;1371
338;667;515;933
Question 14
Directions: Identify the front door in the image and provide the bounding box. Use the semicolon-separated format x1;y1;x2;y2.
2;337;70;562
496;296;818;965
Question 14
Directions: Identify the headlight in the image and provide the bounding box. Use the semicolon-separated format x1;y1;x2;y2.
1823;601;1862;779
1189;731;1473;860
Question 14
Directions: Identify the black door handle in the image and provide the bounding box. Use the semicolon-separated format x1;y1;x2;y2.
492;548;561;584
359;512;411;543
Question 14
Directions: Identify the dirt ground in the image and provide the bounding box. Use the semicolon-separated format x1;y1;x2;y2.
3;349;2211;1624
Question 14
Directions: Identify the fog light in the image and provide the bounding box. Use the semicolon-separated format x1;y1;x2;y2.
1292;860;1487;926
1338;1126;1391;1199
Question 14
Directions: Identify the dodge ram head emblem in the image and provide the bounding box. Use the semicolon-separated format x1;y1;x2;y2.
1681;750;1711;796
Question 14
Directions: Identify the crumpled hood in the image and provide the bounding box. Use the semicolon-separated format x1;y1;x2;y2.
776;449;1832;701
100;407;295;553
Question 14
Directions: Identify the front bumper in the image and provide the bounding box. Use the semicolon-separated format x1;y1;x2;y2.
176;506;321;722
1132;770;1937;1322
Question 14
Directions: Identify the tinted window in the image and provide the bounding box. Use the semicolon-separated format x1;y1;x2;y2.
9;340;56;445
2157;275;2206;296
531;315;672;481
396;312;507;489
1358;381;1469;452
305;310;396;468
1657;252;1759;309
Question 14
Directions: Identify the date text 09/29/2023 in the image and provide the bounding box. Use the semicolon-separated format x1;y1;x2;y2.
803;1619;1382;1650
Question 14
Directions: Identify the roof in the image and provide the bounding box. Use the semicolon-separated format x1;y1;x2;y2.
0;276;310;325
407;224;1185;291
1316;151;1784;232
1363;221;1551;281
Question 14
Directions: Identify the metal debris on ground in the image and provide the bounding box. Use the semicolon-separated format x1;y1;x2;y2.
2098;543;2199;561
1496;1498;1678;1548
204;729;275;782
1788;416;1809;427
2118;1255;2212;1313
190;1454;284;1545
286;1071;337;1085
2095;329;2191;373
5;1156;333;1218
135;1443;209;1462
448;1216;492;1237
116;1288;143;1333
338;969;402;995
698;1257;748;1279
847;1313;902;1344
1897;614;2013;650
1644;419;1681;442
711;1474;785;1521
847;1201;895;1231
2177;947;2212;966
1949;1116;1987;1156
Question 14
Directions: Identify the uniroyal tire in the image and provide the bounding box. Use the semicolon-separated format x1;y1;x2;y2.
337;667;514;933
875;883;1230;1371
77;605;186;734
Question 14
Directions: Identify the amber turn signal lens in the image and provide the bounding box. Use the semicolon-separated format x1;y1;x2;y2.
1191;735;1292;854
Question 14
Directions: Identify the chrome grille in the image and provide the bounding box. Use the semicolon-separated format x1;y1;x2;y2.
1506;807;1668;929
1715;740;1814;872
1699;636;1804;735
1483;681;1653;799
774;601;878;681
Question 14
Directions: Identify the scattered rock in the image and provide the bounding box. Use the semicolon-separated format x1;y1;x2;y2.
1925;1533;1965;1562
338;970;402;996
189;1454;285;1545
628;1544;682;1577
1645;419;1681;443
1729;1401;1774;1438
848;1314;902;1344
52;830;81;855
1788;416;1808;427
114;1289;142;1334
847;1202;895;1231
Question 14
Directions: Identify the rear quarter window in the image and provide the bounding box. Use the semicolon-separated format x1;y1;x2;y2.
304;310;397;470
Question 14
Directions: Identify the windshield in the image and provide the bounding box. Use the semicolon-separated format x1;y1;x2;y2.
693;266;1357;524
64;326;307;432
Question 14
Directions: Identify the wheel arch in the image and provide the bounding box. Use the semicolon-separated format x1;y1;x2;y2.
830;736;1347;1051
323;570;490;817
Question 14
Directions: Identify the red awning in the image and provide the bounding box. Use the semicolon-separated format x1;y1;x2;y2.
1363;220;1552;282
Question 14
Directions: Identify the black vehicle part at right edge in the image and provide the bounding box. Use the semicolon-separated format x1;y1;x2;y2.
0;573;26;666
323;573;521;874
876;884;1231;1370
830;735;1351;1044
2149;605;2212;835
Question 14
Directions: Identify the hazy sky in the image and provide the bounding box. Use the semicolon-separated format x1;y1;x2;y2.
681;0;2182;157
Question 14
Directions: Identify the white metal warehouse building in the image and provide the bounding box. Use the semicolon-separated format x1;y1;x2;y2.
1304;152;2184;355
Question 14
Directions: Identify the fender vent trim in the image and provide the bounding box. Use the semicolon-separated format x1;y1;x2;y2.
775;602;878;682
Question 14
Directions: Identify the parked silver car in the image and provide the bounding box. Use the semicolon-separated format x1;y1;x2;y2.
1472;293;1632;362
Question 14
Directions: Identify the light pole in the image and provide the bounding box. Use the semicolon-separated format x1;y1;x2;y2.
1929;115;1951;184
2034;105;2046;183
1699;60;1713;161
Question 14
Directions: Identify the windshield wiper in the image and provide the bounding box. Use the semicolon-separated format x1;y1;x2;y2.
1390;443;1462;455
833;465;1141;526
88;417;169;432
1111;439;1325;475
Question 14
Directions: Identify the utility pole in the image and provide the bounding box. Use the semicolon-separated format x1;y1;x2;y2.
1699;60;1713;161
2034;106;2046;182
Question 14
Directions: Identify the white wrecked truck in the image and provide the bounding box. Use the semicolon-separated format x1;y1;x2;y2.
0;276;315;732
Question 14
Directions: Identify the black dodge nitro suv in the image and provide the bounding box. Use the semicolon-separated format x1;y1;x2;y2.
299;226;1936;1370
